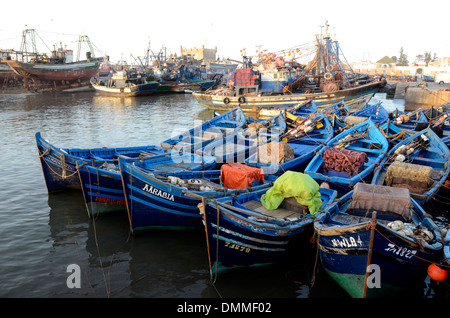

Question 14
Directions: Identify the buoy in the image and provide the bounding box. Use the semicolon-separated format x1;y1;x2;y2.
320;182;330;189
427;263;448;282
443;179;450;190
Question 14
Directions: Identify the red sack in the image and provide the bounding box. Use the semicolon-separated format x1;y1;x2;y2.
220;163;265;189
323;147;368;176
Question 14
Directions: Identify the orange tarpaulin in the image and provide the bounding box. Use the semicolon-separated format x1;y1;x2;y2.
220;163;265;189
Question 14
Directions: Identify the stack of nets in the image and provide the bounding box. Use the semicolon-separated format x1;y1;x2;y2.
348;183;412;221
256;141;294;164
386;161;433;194
323;147;368;176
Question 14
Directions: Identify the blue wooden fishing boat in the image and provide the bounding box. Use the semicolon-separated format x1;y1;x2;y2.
350;101;389;125
77;152;216;216
371;127;450;206
330;101;388;134
322;100;350;118
118;157;275;233
199;171;337;278
160;106;247;153
246;112;333;175
314;182;443;298
196;112;286;164
390;104;450;133
389;108;425;131
418;104;450;124
320;100;351;134
304;119;389;193
35;132;166;193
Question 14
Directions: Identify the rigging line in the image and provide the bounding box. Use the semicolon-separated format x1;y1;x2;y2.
73;240;98;298
310;230;320;288
34;31;53;54
88;171;111;297
91;214;111;297
35;29;80;37
0;36;21;43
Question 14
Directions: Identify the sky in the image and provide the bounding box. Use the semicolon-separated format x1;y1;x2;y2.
1;0;449;65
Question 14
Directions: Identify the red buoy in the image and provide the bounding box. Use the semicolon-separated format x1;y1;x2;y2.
427;263;448;282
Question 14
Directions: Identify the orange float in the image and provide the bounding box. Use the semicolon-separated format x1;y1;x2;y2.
427;263;448;282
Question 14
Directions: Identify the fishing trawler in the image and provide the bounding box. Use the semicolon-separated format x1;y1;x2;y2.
6;29;102;91
193;21;386;114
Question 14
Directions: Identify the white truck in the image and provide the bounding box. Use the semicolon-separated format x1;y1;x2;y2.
435;72;450;84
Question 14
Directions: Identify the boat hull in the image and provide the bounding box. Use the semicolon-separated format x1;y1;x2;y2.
91;81;159;96
201;187;337;277
192;79;386;113
7;59;101;90
35;132;166;193
77;164;127;217
37;145;82;193
78;153;216;217
314;188;443;298
0;63;22;83
118;157;274;233
315;210;442;297
317;223;441;297
119;161;227;232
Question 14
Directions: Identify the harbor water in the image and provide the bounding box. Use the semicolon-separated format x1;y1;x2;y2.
0;90;448;301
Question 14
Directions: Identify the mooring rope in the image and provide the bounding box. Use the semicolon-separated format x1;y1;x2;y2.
38;148;79;179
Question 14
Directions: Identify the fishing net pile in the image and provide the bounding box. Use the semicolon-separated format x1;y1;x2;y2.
386;161;433;194
202;86;235;96
256;141;294;164
323;147;368;176
348;183;412;221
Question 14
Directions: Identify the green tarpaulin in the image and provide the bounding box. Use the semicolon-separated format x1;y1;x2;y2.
260;171;322;215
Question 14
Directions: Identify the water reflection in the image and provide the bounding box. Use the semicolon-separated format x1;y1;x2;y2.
127;230;209;298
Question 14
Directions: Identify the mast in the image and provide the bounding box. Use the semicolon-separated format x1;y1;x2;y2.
20;29;38;55
19;29;39;62
77;35;95;61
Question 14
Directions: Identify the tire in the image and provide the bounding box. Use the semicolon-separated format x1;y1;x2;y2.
439;81;444;85
238;96;246;104
223;97;230;104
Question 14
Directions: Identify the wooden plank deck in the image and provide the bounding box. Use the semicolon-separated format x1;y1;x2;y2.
242;200;303;220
